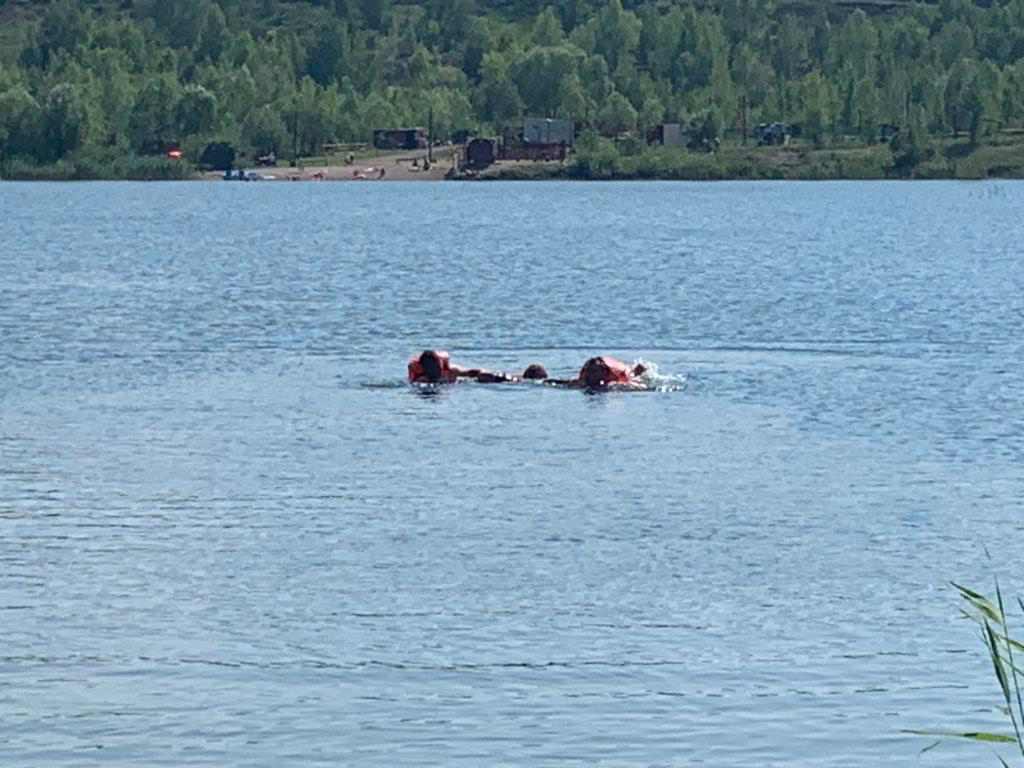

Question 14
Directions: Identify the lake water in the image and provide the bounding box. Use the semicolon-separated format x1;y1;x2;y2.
3;180;1024;767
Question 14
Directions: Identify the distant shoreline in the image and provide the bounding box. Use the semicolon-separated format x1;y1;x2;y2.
4;139;1023;182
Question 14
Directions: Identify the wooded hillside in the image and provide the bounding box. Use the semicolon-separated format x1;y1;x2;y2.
1;0;1022;175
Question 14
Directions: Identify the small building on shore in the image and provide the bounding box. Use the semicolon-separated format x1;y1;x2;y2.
465;137;497;168
647;123;687;148
373;128;428;151
523;117;575;146
753;122;798;146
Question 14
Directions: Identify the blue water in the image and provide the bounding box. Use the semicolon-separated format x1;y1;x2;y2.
3;180;1024;766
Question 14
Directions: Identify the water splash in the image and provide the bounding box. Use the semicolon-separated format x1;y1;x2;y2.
632;359;688;392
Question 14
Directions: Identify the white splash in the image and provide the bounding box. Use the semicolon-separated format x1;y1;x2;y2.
632;359;688;392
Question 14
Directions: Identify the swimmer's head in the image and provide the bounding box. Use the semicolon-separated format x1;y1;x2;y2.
522;363;548;380
579;357;611;388
418;350;449;382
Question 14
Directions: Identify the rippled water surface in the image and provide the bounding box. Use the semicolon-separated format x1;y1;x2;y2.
3;180;1024;766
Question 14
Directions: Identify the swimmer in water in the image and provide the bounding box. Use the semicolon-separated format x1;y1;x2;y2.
408;350;548;384
545;356;648;390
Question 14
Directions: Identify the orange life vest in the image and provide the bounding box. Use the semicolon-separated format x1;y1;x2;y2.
408;350;455;383
578;356;632;386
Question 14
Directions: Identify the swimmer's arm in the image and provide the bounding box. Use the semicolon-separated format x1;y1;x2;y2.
473;371;516;383
450;364;485;379
543;378;579;387
453;366;516;383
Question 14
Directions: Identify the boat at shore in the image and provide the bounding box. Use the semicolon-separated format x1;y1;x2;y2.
222;169;274;181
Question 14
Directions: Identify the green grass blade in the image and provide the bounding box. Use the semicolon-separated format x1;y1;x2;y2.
995;582;1024;760
902;728;1017;743
961;608;1024;655
986;620;1012;706
952;581;1004;623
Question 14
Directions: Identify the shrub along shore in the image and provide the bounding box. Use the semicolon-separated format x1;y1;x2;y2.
478;131;1024;180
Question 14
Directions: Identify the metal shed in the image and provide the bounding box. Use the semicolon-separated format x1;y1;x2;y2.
523;117;575;146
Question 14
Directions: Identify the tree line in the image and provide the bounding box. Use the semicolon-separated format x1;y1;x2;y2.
1;0;1023;172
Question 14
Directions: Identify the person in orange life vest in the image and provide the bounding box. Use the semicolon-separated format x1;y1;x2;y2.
407;350;548;384
407;350;463;383
546;356;647;390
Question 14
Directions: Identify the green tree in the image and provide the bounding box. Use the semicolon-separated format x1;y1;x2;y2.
128;77;180;151
360;0;391;30
971;60;1002;141
148;0;208;50
580;55;614;109
358;91;399;139
638;96;665;134
427;0;475;49
513;45;583;116
176;84;218;136
87;48;135;145
461;17;494;80
0;87;41;159
241;105;289;153
731;43;771;108
597;90;637;134
572;128;620;178
556;72;589;121
889;121;932;175
306;23;348;86
936;20;976;69
688;108;722;150
478;75;522;130
22;0;89;68
772;16;808;80
292;77;336;154
639;6;684;80
531;8;565;47
702;16;734;115
1001;61;1024;126
592;0;641;73
39;83;89;161
944;58;977;136
197;3;229;62
799;71;832;146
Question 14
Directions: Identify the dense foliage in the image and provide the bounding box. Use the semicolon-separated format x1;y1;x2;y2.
1;0;1024;172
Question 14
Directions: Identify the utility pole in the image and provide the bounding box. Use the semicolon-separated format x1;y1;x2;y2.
740;95;748;146
292;100;299;168
427;106;434;164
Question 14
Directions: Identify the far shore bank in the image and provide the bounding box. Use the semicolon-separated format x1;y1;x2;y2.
4;138;1024;182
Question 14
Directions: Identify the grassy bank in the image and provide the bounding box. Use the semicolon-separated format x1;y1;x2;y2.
2;153;196;181
7;135;1024;182
474;134;1024;182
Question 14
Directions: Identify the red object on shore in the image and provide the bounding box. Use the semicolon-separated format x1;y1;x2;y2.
166;148;182;159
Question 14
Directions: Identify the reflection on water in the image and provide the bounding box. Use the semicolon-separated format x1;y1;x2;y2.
2;181;1024;766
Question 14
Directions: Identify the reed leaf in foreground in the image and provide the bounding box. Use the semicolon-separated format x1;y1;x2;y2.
998;584;1024;760
953;581;1004;623
904;729;1016;743
909;581;1024;763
